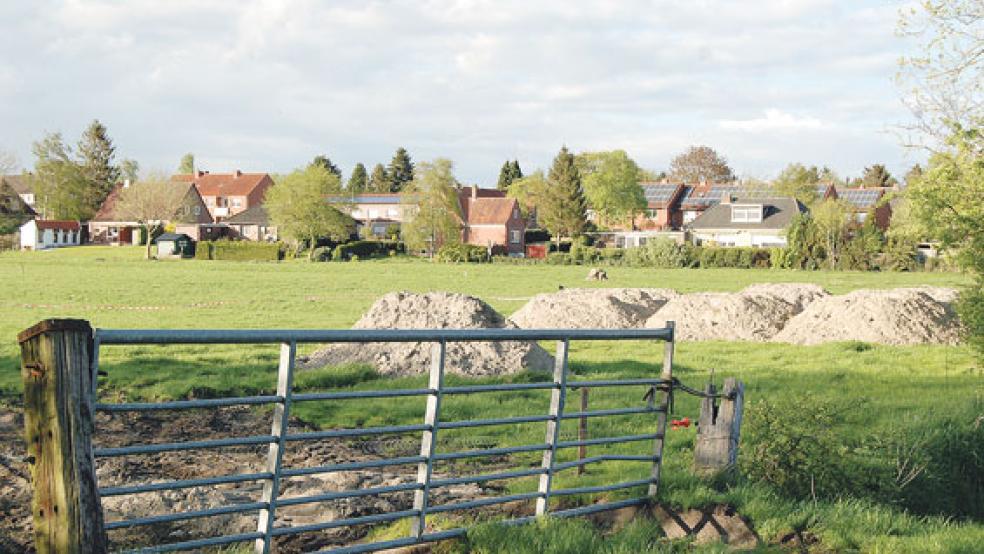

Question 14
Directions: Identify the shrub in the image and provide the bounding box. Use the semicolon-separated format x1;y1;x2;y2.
311;246;332;262
545;252;572;265
333;240;404;261
210;240;282;261
436;243;489;263
194;241;213;260
524;229;551;243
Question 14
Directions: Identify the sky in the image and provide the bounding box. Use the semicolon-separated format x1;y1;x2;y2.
0;0;927;185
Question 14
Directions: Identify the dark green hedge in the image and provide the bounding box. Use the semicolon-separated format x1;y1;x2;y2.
332;240;404;261
437;243;490;263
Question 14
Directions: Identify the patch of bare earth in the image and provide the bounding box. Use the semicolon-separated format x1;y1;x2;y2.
508;288;678;329
301;292;553;376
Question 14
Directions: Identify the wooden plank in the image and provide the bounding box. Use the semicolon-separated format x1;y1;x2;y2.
694;378;744;475
19;319;108;554
254;341;296;554
536;339;569;516
411;341;446;537
649;321;674;496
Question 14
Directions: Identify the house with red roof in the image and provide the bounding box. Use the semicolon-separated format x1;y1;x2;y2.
89;181;218;245
457;186;526;255
178;170;274;222
20;219;81;250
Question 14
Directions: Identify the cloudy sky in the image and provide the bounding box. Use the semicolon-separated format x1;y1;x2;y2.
0;0;925;184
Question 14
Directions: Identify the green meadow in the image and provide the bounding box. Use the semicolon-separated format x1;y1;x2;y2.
1;246;982;552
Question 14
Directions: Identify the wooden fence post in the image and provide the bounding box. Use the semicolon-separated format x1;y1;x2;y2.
694;378;744;475
18;319;108;554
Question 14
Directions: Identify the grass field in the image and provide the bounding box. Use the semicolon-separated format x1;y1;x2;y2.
1;246;982;552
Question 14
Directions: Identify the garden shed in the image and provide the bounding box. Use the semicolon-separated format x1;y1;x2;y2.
155;232;194;258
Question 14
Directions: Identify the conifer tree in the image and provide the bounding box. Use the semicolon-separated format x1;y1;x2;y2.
77;119;119;214
387;147;414;192
310;155;343;179
497;160;524;191
178;153;195;174
540;146;588;248
368;163;389;192
348;163;368;193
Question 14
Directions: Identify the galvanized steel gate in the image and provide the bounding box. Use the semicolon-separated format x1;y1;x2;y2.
25;322;677;554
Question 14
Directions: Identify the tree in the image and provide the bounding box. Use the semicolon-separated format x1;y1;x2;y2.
507;170;548;220
266;165;353;259
812;199;853;270
773;163;821;205
540;146;588;248
496;160;523;191
576;150;646;227
114;172;189;259
76;119;119;213
861;164;898;188
348;163;368;193
908;127;984;359
120;159;140;184
178;153;195;174
0;150;16;175
30;132;89;220
387;147;414;192
400;159;462;257
368;163;389;193
897;0;983;148
668;145;735;183
903;164;924;187
311;155;343;179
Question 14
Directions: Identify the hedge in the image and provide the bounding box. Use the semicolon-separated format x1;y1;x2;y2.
332;240;404;261
437;243;490;263
196;240;283;261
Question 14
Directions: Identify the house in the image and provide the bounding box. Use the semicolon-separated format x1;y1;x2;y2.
1;179;36;234
89;181;220;245
688;195;806;248
177;170;274;222
1;174;36;210
20;220;81;250
815;183;839;202
334;193;406;238
154;233;195;258
225;204;278;241
834;187;893;230
679;183;739;225
636;182;687;230
458;186;526;255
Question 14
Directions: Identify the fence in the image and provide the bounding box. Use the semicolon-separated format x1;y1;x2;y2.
19;319;680;554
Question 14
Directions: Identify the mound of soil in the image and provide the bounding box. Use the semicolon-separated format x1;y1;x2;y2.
645;291;803;342
772;288;962;346
739;283;829;312
509;288;678;329
302;292;554;376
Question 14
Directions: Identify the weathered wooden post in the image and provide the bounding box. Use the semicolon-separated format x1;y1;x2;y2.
19;319;108;554
694;377;744;475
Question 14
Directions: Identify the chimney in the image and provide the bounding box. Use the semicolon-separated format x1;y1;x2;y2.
196;170;206;177
471;184;478;199
234;169;243;178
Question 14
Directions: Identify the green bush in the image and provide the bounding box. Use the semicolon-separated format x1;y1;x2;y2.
194;241;213;260
209;240;282;261
545;252;572;265
436;243;490;263
311;246;332;262
333;239;404;261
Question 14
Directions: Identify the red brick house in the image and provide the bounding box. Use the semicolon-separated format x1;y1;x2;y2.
89;181;219;245
176;170;274;222
834;187;893;230
457;186;526;255
636;182;688;230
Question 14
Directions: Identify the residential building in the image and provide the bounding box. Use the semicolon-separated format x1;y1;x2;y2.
458;186;526;255
336;193;406;237
679;183;739;225
636;182;687;230
835;187;893;230
176;170;274;222
20;220;81;250
688;195;806;247
89;181;219;245
1;174;36;209
225;204;278;241
1;179;36;233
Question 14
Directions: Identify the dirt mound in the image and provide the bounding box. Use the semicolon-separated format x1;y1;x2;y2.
646;292;801;342
302;292;554;376
896;286;960;304
739;283;829;311
509;288;678;329
772;288;961;346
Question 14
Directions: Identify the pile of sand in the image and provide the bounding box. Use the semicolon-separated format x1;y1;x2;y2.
509;288;678;329
772;288;962;346
645;291;805;342
302;292;554;376
738;283;830;312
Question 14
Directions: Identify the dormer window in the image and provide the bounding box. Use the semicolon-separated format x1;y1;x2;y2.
731;204;763;223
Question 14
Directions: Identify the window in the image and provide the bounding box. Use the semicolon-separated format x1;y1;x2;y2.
856;212;868;223
387;208;399;218
683;211;697;223
368;209;379;218
352;209;363;218
510;230;521;244
231;198;242;208
730;205;763;223
513;208;520;219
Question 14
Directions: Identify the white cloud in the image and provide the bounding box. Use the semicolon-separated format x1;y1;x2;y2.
719;110;829;132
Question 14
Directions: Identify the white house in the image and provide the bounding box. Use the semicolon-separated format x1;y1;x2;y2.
20;220;82;251
687;196;805;248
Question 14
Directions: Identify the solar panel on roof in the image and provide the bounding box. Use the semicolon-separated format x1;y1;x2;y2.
837;188;882;208
642;184;678;203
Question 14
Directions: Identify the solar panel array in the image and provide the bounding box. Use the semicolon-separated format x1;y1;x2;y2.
682;185;738;207
837;188;882;208
642;184;680;204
